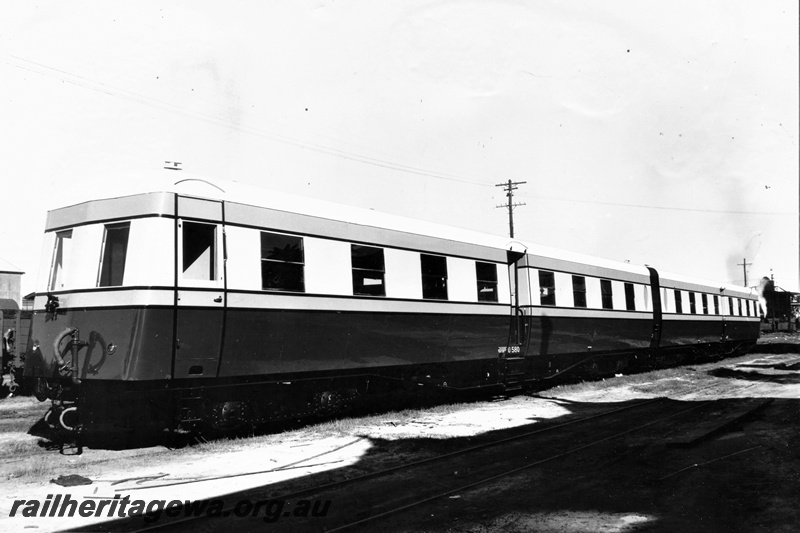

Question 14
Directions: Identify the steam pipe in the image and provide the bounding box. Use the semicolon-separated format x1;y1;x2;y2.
52;327;75;369
52;326;83;385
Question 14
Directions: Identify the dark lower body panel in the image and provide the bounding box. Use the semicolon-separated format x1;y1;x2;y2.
25;305;760;448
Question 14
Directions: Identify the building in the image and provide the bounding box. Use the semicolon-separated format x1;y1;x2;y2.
0;258;23;307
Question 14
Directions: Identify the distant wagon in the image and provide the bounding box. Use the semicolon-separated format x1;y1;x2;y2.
1;297;30;397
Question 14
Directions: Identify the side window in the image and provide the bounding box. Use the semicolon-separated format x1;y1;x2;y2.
624;283;636;311
729;297;734;316
539;271;556;306
702;294;709;315
737;298;743;316
182;221;216;281
572;276;587;308
420;254;448;300
352;245;385;296
475;262;498;302
261;232;305;292
689;292;697;314
98;223;131;287
713;295;720;315
674;290;683;314
50;230;73;291
600;279;613;310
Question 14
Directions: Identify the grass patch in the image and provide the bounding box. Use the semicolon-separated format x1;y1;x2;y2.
189;401;485;454
0;396;42;412
5;455;62;482
541;366;703;397
1;438;41;456
539;351;795;399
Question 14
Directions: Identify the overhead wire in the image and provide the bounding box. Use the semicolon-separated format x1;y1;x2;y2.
1;53;794;217
516;193;795;216
1;53;487;187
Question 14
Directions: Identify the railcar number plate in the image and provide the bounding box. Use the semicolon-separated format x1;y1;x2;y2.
498;345;522;355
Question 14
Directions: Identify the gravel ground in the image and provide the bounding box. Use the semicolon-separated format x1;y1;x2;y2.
1;334;798;532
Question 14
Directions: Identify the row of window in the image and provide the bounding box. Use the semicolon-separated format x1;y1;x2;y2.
50;221;756;318
538;271;755;316
259;231;500;302
50;222;501;302
50;224;131;291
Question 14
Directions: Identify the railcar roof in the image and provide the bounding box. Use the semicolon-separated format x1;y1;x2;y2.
49;170;751;295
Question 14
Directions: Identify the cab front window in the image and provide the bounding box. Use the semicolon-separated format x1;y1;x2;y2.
182;221;216;281
98;223;131;287
49;230;73;291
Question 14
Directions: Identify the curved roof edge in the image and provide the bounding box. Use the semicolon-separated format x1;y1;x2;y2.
54;169;744;292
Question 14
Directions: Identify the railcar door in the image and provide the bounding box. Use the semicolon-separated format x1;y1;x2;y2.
499;249;533;390
173;196;226;379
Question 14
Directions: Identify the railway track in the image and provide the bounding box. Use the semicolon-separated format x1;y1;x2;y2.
72;370;781;533
80;401;673;532
4;354;792;533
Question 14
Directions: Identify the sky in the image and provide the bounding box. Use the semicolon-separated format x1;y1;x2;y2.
1;1;798;298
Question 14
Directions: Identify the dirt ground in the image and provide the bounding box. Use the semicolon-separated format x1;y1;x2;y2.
385;358;800;532
1;334;799;532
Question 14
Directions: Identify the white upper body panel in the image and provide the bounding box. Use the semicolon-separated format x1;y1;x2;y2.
41;169;754;302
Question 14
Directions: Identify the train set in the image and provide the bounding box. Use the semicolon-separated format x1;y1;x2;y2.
22;173;760;447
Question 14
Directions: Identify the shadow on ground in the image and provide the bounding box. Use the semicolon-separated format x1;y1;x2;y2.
73;372;800;533
708;366;800;384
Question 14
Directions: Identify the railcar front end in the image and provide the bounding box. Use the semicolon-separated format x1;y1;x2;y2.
23;183;517;446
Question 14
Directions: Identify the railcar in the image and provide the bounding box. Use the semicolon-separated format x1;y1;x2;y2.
23;172;760;446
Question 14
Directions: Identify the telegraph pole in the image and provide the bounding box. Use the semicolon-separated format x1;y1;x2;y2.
495;180;526;349
737;257;752;287
495;180;526;238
